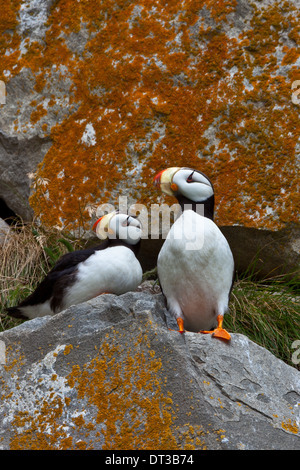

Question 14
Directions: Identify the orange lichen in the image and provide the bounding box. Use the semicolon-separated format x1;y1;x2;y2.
0;0;21;80
9;398;72;450
63;344;73;355
66;330;178;450
30;103;48;124
3;327;229;450
281;419;299;434
0;0;299;230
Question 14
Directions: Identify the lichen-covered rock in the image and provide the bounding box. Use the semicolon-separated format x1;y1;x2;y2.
0;0;299;231
0;291;299;450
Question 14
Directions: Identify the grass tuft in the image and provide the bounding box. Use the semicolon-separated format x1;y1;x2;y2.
225;273;300;370
0;221;81;331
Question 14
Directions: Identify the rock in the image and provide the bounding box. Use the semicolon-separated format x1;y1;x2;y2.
0;0;299;279
0;218;10;245
0;129;51;221
0;291;299;450
0;0;299;232
220;224;300;281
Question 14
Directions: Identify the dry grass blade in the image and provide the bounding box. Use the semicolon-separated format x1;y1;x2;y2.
0;222;77;331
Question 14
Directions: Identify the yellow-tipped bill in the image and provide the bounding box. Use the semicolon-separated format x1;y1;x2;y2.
153;167;181;196
92;211;116;239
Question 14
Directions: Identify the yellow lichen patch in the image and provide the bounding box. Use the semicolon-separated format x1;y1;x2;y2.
0;0;299;230
4;326;227;450
63;344;73;355
281;419;299;434
67;330;179;450
9;397;73;450
175;424;208;450
5;329;178;450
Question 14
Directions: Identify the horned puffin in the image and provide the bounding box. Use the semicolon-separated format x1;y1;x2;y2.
154;167;234;340
6;212;143;320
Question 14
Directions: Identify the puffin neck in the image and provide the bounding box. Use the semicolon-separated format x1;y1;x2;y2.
105;237;141;255
176;194;215;221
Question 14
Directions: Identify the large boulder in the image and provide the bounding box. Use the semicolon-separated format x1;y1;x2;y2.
220;224;300;280
0;291;299;450
0;0;299;230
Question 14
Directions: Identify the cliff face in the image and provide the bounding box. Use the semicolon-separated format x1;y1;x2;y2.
0;291;299;450
0;0;299;231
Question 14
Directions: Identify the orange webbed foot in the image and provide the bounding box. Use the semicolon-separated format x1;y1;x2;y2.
200;315;231;342
176;318;185;334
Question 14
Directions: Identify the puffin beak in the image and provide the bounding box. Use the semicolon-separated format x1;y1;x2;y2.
92;212;116;239
153;170;165;187
92;216;103;232
153;167;181;196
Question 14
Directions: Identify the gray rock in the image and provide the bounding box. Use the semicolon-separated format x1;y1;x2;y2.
0;128;51;221
0;291;299;450
220;224;300;281
0;61;75;221
0;218;10;245
0;0;299;279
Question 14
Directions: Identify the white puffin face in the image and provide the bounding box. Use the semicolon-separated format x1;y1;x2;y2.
173;168;214;202
109;213;142;245
93;212;142;245
154;167;214;202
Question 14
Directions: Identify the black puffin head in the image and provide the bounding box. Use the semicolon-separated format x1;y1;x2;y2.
154;167;215;220
93;211;142;246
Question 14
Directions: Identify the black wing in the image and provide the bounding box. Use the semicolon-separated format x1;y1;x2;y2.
48;241;108;273
6;241;109;317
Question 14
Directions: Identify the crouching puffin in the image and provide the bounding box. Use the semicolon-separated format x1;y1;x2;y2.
154;167;234;340
6;212;143;320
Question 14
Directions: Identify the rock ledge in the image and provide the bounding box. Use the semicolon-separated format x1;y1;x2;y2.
0;291;299;450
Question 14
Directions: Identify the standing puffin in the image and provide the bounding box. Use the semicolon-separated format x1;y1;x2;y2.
6;212;143;320
154;167;234;340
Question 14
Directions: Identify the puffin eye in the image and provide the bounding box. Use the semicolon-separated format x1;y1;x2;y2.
121;216;131;227
187;171;194;183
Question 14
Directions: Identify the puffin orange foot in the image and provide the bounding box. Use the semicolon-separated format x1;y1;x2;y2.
199;315;231;341
200;328;231;341
176;318;185;334
212;327;231;341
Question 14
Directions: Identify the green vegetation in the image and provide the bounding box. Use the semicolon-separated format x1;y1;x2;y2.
225;275;299;369
0;222;299;370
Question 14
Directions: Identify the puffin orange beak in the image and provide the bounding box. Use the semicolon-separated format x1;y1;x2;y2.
153;167;181;196
92;211;116;239
92;216;104;231
153;170;165;187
